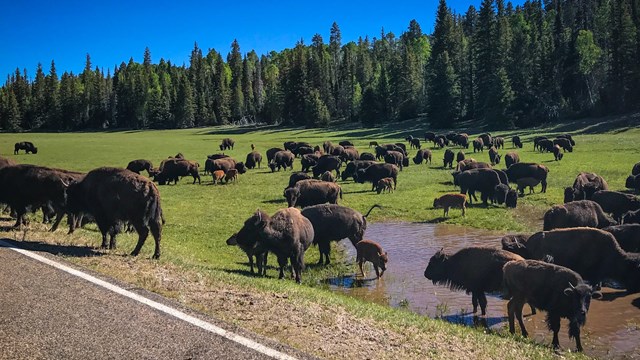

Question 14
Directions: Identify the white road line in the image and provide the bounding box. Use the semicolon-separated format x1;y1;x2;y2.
0;240;299;360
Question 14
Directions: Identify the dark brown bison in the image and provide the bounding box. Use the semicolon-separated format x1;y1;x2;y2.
331;145;346;157
14;141;38;154
154;159;201;185
512;136;523;148
226;232;267;276
602;224;640;253
456;168;501;205
517;228;640;293
266;147;284;163
359;152;376;161
591;190;640;222
219;138;235;151
384;150;406;171
409;138;421;149
339;140;354;147
245;151;262;169
456;151;465;163
301;204;379;265
293;145;314;157
322;141;334;154
424;132;436;142
269;151;295;172
205;158;247;176
543;200;616;231
126;159;154;175
501;234;532;259
553;138;573;152
623;209;640;224
494;184;518;208
341;160;376;181
626;174;640;192
504;152;519;168
354;163;399;191
504;163;549;192
556;134;576;146
232;208;313;283
533;136;548;151
312;155;342;178
284;180;342;208
300;153;320;172
564;172;609;203
454;134;469;148
488;146;501;165
320;171;336;182
287;172;312;189
442;149;455;169
493;137;505;149
0;165;73;230
479;134;492;149
207;153;229;161
473;138;484;152
413;149;432;165
537;139;555;152
633;162;640;176
503;259;601;352
66;167;163;259
424;247;524;315
340;147;359;162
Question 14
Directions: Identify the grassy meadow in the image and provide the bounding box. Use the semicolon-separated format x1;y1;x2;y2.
1;113;638;359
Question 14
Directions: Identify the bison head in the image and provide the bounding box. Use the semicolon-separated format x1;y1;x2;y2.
32;147;38;154
563;282;601;326
501;235;530;258
225;233;238;245
284;188;300;207
626;175;637;190
564;187;578;203
622;209;640;225
379;251;388;273
402;157;409;167
413;153;423;165
268;162;277;173
354;169;367;184
424;248;449;283
235;162;247;174
235;210;270;247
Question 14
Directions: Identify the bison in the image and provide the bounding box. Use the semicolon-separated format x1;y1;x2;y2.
413;149;432;165
356;240;388;278
602;224;640;253
341;160;376;181
488;146;501;165
504;152;519;168
500;234;531;259
456;168;501;205
287;172;312;189
424;247;524;315
433;194;467;217
354;163;399;191
312;155;342;178
126;159;154;175
245;151;262;169
284;179;342;208
443;149;455;169
359;152;376;161
564;172;609;202
14;141;38;155
219;138;235;151
376;177;394;194
232;208;313;283
300;153;320;172
504;163;549;193
543;200;616;231
154;159;201;185
66;167;163;259
552;144;564;161
301;204;379;265
266;147;284;163
473;138;484;152
553;138;573;152
385;150;406;170
320;171;336;183
591;190;640;222
512;136;523;148
503;259;601;351
623;209;640;224
225;232;268;276
269;151;295;172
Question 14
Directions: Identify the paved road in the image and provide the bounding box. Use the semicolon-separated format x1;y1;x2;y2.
0;241;307;360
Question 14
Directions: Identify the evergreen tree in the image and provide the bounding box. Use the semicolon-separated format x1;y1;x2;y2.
306;88;330;127
228;39;244;119
44;60;61;128
428;52;461;128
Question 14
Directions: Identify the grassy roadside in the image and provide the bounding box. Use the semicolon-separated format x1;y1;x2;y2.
2;113;637;358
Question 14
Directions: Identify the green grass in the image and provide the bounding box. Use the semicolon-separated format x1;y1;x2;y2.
2;113;637;358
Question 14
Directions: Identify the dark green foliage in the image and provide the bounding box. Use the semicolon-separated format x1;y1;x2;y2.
0;1;638;131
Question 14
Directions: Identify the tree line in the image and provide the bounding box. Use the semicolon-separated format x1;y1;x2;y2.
1;0;639;132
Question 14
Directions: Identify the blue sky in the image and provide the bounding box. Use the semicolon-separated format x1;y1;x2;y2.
2;0;521;79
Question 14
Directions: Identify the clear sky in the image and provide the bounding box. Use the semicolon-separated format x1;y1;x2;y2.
1;0;522;80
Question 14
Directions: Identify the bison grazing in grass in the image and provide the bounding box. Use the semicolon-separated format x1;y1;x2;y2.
504;163;549;193
494;184;518;208
564;172;609;202
320;171;336;183
359;152;376;161
266;147;284;163
287;172;312;189
301;204;379;265
543;200;616;231
312;155;342;178
14;141;38;154
591;190;640;222
205;158;247;177
341;160;376;181
433;194;467;217
0;164;74;230
284;179;342;208
552;145;564;161
456;168;501;205
516;177;541;194
269;151;295;172
67;167;163;259
384;150;406;170
356;240;388;279
473;138;484;152
503;259;601;352
355;163;399;191
300;153;320;172
514;228;640;292
488;146;501;165
154;159;201;185
443;149;455;169
553;138;573;152
226;232;267;276
219;138;235;151
413;149;432;165
512;136;523;148
233;208;314;283
424;247;524;315
376;177;394;194
126;159;154;175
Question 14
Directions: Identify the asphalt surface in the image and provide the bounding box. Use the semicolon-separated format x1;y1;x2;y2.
0;243;307;360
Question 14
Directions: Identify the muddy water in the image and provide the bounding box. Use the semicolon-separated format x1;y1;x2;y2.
326;222;640;359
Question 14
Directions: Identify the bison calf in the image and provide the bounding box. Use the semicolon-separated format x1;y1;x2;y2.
225;169;238;183
433;194;467;217
376;178;394;194
516;177;540;194
356;240;388;279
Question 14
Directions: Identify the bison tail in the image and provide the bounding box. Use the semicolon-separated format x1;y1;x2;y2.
363;204;382;218
339;187;343;200
143;189;164;230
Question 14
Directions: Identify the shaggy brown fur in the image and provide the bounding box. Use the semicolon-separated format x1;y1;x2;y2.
433;194;467;217
356;240;388;278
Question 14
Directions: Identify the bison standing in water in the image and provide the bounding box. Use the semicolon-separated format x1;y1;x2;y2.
424;247;525;315
66;167;163;259
503;259;601;352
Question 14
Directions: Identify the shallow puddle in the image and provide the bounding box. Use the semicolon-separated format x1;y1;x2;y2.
327;222;640;359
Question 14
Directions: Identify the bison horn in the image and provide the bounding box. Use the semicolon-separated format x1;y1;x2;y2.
60;179;70;188
569;282;576;290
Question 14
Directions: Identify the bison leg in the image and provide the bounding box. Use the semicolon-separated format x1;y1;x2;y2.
247;253;255;274
276;255;288;280
130;222;150;257
49;209;66;232
373;264;380;279
318;241;331;265
478;292;488;316
548;314;561;349
358;259;366;277
472;292;479;313
541;179;547;193
569;320;583;352
148;219;162;259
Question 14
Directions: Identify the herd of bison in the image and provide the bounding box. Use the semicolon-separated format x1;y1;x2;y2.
4;131;640;353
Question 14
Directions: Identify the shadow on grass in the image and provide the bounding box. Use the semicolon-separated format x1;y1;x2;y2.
0;238;102;258
262;198;287;204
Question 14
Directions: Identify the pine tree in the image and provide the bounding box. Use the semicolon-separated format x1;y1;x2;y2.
329;22;342;115
428;52;460;128
2;88;22;131
228;39;244;120
44;60;61;128
474;0;496;121
306;88;330;127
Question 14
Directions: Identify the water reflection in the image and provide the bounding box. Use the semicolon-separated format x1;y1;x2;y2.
326;222;640;359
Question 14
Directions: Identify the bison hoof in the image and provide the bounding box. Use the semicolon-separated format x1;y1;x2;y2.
152;253;160;260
